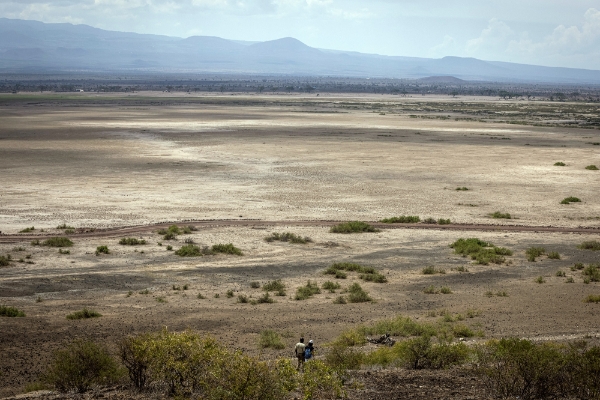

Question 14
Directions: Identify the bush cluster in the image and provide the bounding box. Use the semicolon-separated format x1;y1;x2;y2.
95;245;109;255
450;238;512;265
259;330;285;349
330;221;379;233
264;232;312;244
20;226;35;233
526;247;545;262
561;196;581;204
66;308;102;320
43;237;73;247
585;165;599;170
0;305;25;317
119;238;146;245
262;280;286;296
0;255;11;267
295;281;321;300
379;216;420;223
583;264;600;282
175;243;243;257
578;241;600;251
490;211;511;219
324;262;387;283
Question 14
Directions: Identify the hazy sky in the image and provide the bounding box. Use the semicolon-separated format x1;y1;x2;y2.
1;0;600;69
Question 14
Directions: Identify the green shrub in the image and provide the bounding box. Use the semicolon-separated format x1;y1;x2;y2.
163;232;177;240
300;360;344;400
197;293;206;299
555;270;566;277
66;308;102;320
226;289;234;298
455;187;469;191
438;218;451;225
43;339;121;393
547;251;561;259
566;277;575;283
211;243;243;255
259;330;285;349
263;280;285;292
440;286;452;294
422;266;445;275
0;255;10;267
347;283;372;303
330;221;379;233
56;223;74;230
20;226;35;233
424;285;438;294
535;276;546;284
295;281;321;300
264;232;312;244
158;225;181;235
31;239;40;246
166;245;173;251
380;216;420;223
58;248;70;254
324;262;387;283
237;294;248;303
585;165;599;170
119;238;146;245
0;305;25;317
423;217;437;224
95;245;109;255
585;295;600;303
490;211;511;219
450;238;512;265
333;296;347;304
324;344;363;373
119;333;156;390
583;264;600;282
250;281;260;288
360;272;388;283
578;241;600;250
561;196;581;204
322;281;341;292
554;162;566;166
474;338;585;400
43;237;73;247
255;292;274;304
175;244;206;257
526;247;546;262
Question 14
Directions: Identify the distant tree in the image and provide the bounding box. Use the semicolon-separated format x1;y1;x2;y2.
257;85;265;93
554;92;566;101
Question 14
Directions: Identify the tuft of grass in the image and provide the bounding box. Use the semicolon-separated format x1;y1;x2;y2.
330;221;380;233
584;295;600;303
211;243;243;255
455;266;468;273
547;251;561;260
262;280;285;292
555;270;566;277
585;165;599;170
58;249;70;254
455;187;469;191
119;238;146;245
214;293;220;298
197;293;206;299
255;292;274;304
43;237;73;248
450;238;512;265
12;246;25;252
237;294;249;303
295;281;321;300
31;239;40;246
156;297;167;303
554;162;566;166
380;216;420;223
535;276;546;284
333;296;347;304
424;285;438;294
19;226;35;233
0;255;11;267
264;232;312;244
347;283;372;303
174;244;204;257
158;225;181;235
438;218;451;225
95;245;109;255
259;330;285;349
440;286;452;294
166;245;173;251
561;197;581;204
422;266;445;275
566;277;575;283
226;290;234;298
490;211;511;219
250;281;260;289
526;247;546;262
496;291;509;297
324;262;387;283
56;223;74;230
0;305;26;317
578;241;600;251
66;308;101;320
139;289;149;295
162;232;177;241
422;217;437;224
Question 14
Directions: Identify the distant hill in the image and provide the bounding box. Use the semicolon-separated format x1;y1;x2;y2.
417;76;466;84
1;18;600;84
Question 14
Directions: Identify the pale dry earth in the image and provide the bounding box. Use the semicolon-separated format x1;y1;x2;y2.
0;93;599;398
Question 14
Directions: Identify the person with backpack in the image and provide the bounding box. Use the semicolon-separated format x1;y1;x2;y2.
294;337;306;371
304;340;315;361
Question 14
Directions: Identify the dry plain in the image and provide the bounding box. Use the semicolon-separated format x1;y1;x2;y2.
0;92;599;398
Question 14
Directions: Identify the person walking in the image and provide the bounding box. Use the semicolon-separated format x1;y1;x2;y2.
304;339;315;361
294;337;306;371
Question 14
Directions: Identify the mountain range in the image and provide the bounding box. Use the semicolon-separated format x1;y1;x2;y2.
2;18;600;84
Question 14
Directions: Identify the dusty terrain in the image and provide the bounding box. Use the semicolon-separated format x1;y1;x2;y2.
0;93;599;398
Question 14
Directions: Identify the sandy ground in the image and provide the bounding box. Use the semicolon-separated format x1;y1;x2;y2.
0;93;599;397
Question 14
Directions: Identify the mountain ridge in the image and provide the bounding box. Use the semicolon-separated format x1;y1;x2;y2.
1;18;600;84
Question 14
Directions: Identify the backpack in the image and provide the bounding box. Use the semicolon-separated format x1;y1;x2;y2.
304;347;312;360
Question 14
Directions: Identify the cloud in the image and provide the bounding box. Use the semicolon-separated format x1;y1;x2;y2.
466;18;514;54
430;34;456;57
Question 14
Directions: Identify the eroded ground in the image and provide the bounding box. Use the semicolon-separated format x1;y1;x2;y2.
0;93;599;397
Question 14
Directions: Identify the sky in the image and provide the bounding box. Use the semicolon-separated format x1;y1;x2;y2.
1;0;600;69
